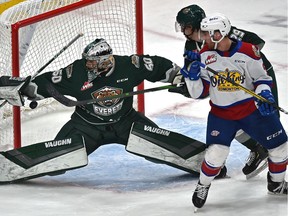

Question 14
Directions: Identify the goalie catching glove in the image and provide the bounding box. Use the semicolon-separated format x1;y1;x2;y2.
0;76;43;106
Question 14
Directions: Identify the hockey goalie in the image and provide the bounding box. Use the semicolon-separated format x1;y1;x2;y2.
0;38;227;183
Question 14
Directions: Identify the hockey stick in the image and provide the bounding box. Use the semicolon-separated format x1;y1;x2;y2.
200;63;288;115
47;82;184;107
0;33;84;108
31;33;84;80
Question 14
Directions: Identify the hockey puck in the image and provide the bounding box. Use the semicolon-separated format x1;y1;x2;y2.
29;101;38;109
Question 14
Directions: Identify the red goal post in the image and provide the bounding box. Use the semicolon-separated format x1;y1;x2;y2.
0;0;144;149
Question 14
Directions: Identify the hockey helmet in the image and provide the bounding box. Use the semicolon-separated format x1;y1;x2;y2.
82;38;114;75
175;5;206;32
200;13;231;43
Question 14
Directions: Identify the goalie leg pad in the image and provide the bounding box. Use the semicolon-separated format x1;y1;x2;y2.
126;122;206;174
0;135;88;183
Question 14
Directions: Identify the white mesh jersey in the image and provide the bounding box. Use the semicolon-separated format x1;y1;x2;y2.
186;40;273;120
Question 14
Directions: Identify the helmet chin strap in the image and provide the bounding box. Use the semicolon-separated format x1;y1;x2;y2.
196;31;205;51
209;31;225;49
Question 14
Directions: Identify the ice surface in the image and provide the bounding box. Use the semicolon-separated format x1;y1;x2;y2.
0;0;287;215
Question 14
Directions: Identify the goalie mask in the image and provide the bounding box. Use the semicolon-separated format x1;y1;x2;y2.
82;38;114;76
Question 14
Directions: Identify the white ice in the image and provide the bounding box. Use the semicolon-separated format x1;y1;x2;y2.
0;0;287;215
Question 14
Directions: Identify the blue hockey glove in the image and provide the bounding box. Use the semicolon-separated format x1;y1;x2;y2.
184;50;200;62
180;61;200;81
255;90;276;116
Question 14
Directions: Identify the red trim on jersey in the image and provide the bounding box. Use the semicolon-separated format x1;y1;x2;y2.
210;99;257;120
268;159;287;174
201;160;221;177
237;42;261;60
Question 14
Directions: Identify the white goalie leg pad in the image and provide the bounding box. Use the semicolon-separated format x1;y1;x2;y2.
126;123;206;174
268;142;287;182
0;136;88;183
127;132;205;173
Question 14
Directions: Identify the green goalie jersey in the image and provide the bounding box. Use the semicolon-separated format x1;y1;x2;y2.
33;54;178;124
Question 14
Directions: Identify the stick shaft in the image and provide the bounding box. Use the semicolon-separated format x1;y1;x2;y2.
48;83;183;107
31;33;84;79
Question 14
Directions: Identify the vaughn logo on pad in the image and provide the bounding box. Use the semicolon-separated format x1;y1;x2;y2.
45;138;72;148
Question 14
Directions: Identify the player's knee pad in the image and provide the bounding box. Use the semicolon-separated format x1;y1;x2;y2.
204;144;230;167
268;141;287;163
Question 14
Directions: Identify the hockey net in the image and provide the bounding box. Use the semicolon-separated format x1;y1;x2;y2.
0;0;144;149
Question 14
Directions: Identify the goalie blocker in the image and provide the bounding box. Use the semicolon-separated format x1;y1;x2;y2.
126;122;206;175
0;135;87;183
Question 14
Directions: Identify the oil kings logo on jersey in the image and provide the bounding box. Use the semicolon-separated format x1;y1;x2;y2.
205;54;217;65
144;125;170;136
91;86;123;116
210;68;245;92
45;138;72;148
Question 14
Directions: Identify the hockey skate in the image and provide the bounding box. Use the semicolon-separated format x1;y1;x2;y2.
242;143;268;179
267;172;287;195
192;181;211;211
215;165;228;179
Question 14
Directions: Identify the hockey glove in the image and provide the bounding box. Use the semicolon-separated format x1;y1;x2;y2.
184;50;200;62
180;61;201;81
168;78;191;98
0;76;43;106
255;90;276;116
0;76;32;106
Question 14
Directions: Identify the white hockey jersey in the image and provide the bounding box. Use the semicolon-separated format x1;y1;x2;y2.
186;40;273;120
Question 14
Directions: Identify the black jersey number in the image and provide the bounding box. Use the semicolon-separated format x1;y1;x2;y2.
230;29;245;41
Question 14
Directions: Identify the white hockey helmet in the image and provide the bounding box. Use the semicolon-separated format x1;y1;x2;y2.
82;38;114;76
200;13;231;44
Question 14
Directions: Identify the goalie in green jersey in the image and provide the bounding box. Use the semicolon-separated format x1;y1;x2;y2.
0;38;226;183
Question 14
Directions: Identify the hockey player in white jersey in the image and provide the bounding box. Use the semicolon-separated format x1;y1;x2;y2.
180;13;287;210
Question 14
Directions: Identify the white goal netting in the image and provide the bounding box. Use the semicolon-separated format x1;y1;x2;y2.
0;0;142;148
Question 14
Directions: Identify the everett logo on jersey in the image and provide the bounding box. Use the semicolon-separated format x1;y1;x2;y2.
210;68;245;92
91;86;123;116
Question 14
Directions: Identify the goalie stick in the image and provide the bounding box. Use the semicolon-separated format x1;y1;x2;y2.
199;63;288;115
47;82;185;107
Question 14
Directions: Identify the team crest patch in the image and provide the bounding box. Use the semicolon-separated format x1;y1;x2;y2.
91;86;123;107
205;54;217;65
131;55;140;68
182;7;191;14
211;130;220;136
65;64;73;78
91;86;124;116
252;45;260;57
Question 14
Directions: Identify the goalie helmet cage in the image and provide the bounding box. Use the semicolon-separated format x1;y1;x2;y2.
0;0;144;149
